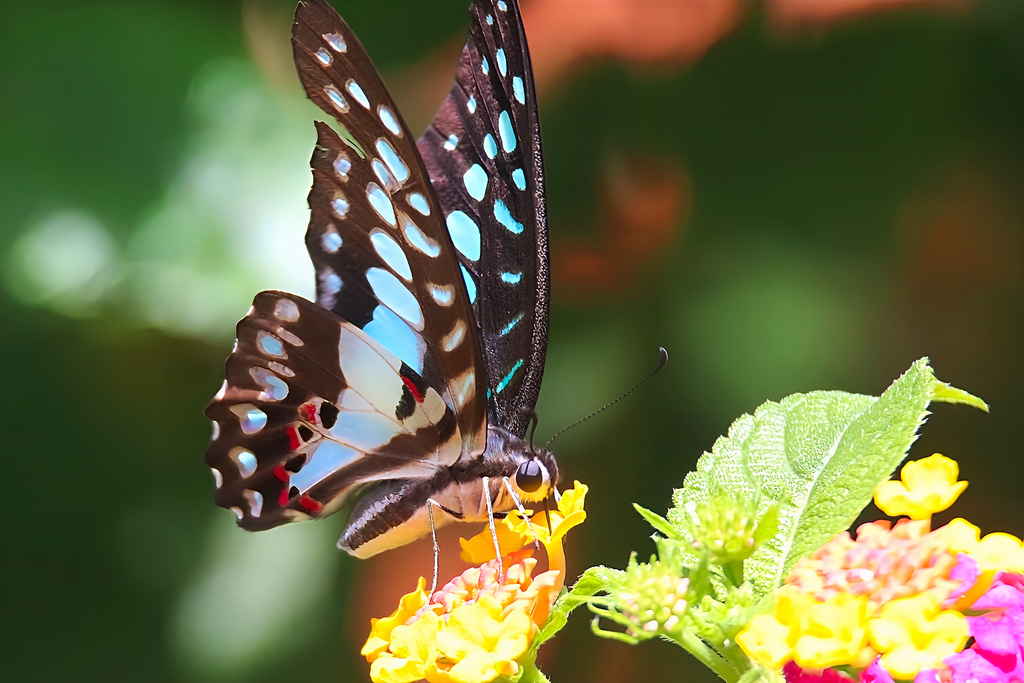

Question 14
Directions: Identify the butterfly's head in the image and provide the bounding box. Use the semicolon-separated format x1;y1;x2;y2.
511;448;559;504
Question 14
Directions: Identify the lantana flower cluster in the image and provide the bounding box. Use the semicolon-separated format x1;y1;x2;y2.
736;454;1024;683
361;482;588;683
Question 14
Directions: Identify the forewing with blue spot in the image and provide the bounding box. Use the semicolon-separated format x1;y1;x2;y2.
292;0;488;455
417;0;549;437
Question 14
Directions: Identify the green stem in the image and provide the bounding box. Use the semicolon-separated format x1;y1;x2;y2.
668;631;741;683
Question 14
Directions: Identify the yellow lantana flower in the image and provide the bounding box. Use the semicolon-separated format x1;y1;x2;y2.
792;593;871;669
432;595;532;683
460;480;588;611
370;611;442;683
362;577;431;663
874;454;968;520
364;483;589;683
738;589;874;671
736;587;813;669
867;593;968;679
938;517;1024;607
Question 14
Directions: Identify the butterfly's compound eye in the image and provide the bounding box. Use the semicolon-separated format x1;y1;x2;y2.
515;460;544;493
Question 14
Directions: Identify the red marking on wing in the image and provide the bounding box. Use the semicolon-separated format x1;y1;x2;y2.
401;376;424;403
286;425;302;451
299;495;323;513
273;465;289;482
279;486;291;506
303;403;317;423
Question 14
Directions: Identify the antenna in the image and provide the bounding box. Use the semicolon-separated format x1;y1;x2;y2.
544;347;669;448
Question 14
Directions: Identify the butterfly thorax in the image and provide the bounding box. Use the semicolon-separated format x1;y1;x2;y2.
338;425;557;558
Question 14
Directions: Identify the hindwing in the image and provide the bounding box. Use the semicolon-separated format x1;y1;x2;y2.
418;0;549;437
205;292;460;530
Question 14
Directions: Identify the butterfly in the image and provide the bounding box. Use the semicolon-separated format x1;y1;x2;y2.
204;0;559;560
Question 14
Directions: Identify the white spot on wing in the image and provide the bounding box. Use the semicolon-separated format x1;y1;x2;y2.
315;48;332;66
372;159;398;192
276;328;303;347
232;447;258;478
256;331;285;357
407;193;430;216
370;230;412;280
346;79;370;109
250;367;288;401
429;283;454;307
366;267;423;328
269;361;294;377
211;467;223;489
450;369;476;409
378;106;401;136
324;86;348;113
334;154;351;179
366;183;397;226
332;193;350;217
402;215;440;257
324;32;347;52
375;139;410;184
274;298;300;322
322;230;342;253
442;320;467;352
244;489;263;517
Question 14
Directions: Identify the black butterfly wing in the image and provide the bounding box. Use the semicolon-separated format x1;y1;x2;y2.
205;0;497;530
292;0;488;455
417;0;549;438
205;292;460;530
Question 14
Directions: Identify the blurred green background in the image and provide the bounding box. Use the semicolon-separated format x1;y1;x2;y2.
2;0;1021;681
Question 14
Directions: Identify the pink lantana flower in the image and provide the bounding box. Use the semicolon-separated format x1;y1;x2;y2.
946;573;1024;683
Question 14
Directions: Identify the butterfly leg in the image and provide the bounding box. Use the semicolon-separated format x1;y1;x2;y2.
424;498;462;595
502;477;540;550
481;476;504;576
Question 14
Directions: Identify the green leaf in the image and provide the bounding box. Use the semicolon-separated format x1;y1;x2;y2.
633;503;681;540
668;358;984;596
528;568;616;654
932;381;988;411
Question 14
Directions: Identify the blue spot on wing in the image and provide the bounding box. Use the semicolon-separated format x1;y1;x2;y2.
446;211;481;261
500;313;524;335
512;168;526;191
498;111;516;152
500;272;522;284
496;359;524;394
493;200;523;234
460;264;477;304
363;305;424;374
463;164;488;201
